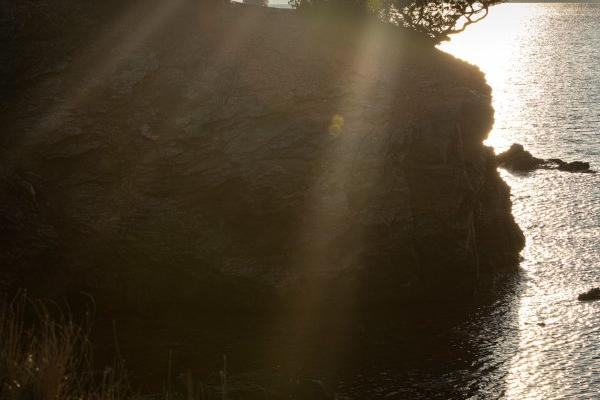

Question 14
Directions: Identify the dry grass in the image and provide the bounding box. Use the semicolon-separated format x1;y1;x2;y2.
0;294;333;400
0;293;130;400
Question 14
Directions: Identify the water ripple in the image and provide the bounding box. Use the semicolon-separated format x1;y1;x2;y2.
439;3;600;399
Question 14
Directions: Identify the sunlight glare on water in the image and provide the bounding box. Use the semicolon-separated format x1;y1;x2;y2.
441;3;600;399
439;4;538;151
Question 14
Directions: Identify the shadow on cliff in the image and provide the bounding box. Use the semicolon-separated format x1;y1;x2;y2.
2;0;523;310
2;1;524;398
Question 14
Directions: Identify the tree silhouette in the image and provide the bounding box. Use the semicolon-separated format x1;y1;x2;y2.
289;0;502;43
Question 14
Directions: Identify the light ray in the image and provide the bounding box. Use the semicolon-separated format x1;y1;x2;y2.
273;20;403;371
29;0;189;139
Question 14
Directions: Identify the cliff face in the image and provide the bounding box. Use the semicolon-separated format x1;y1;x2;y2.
1;1;524;308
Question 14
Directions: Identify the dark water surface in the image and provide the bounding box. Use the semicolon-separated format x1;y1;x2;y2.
97;293;520;399
95;4;599;399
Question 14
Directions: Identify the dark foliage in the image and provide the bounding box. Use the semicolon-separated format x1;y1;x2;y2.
289;0;503;43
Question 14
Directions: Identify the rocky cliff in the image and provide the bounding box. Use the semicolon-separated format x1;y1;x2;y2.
1;1;524;309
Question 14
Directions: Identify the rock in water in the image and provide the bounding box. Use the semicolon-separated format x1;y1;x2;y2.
497;143;595;173
558;161;591;173
0;1;525;309
496;143;544;172
578;288;600;301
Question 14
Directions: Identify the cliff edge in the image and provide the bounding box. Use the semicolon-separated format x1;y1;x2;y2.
1;1;524;309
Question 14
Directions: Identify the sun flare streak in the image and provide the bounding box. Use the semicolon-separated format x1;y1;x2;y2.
30;0;188;137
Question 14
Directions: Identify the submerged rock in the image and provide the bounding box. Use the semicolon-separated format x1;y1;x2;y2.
496;143;596;173
578;287;600;301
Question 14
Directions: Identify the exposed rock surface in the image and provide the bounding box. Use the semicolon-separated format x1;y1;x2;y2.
496;143;596;173
1;1;524;309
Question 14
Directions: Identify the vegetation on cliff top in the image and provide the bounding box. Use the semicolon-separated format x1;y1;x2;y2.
289;0;503;43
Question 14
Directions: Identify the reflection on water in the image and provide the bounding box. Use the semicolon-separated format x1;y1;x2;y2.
441;3;600;399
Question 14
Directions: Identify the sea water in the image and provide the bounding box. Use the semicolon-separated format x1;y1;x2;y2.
438;3;600;398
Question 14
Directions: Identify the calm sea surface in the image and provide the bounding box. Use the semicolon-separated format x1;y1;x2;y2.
438;3;600;399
